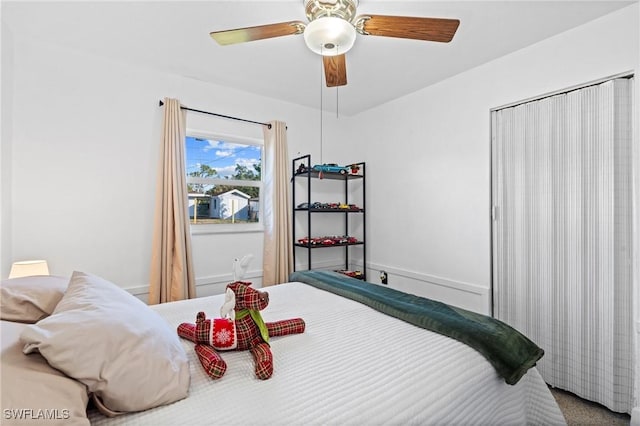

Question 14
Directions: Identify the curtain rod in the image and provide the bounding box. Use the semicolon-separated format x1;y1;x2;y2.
158;100;272;129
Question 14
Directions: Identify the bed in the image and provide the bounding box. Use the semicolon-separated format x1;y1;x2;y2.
1;271;566;425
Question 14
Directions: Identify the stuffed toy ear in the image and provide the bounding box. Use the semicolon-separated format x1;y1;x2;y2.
219;288;236;320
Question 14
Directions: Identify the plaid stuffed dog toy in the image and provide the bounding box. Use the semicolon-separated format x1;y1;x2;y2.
177;281;305;380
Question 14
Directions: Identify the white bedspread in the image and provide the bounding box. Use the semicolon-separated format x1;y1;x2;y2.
89;282;566;425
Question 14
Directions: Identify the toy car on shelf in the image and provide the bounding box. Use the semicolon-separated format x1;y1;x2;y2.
329;236;347;244
328;235;359;245
298;237;313;245
348;164;360;174
339;203;362;210
312;202;339;209
335;203;361;210
297;236;336;246
336;270;365;279
309;202;361;210
298;235;359;246
312;164;351;175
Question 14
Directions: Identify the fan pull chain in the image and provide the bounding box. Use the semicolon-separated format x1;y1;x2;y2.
336;45;340;119
319;45;324;164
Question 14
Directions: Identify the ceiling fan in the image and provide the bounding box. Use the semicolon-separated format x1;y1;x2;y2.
210;0;460;87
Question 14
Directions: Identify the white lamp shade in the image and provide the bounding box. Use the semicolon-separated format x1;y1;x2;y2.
9;260;50;279
303;17;356;56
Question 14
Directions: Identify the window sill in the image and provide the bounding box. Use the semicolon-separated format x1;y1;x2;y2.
190;224;264;235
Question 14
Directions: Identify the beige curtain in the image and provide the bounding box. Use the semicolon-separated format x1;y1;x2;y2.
149;98;196;304
262;121;292;286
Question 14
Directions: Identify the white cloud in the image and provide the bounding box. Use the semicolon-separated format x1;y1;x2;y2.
216;150;233;157
236;157;260;167
202;140;218;153
215;165;236;178
202;139;246;153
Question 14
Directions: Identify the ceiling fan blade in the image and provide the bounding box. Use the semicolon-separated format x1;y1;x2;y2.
357;15;460;43
210;21;305;45
323;54;347;87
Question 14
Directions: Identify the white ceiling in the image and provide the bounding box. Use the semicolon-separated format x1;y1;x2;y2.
2;1;635;115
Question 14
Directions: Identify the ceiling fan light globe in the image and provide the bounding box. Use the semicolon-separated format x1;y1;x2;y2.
303;17;356;56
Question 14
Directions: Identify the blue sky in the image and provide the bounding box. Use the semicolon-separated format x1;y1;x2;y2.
185;136;261;179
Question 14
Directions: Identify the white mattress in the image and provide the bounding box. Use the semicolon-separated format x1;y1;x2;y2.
89;282;566;425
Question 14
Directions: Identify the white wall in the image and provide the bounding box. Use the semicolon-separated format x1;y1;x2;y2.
635;1;640;417
340;4;639;314
1;19;15;279
3;34;322;298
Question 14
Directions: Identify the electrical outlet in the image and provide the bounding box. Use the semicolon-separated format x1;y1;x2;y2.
379;271;388;285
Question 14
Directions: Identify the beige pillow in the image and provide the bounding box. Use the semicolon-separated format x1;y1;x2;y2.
1;320;90;426
0;275;68;323
20;271;191;414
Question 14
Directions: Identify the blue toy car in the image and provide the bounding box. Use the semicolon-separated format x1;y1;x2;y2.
312;163;350;175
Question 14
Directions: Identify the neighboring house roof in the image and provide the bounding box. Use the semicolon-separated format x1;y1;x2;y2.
215;189;251;199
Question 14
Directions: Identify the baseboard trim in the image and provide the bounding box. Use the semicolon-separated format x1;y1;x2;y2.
125;285;148;297
125;263;488;299
362;261;488;296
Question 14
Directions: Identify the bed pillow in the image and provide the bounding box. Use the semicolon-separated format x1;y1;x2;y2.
20;271;191;414
1;320;90;426
0;275;69;323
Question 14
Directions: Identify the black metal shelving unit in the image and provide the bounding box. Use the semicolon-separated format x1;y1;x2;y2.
292;154;366;280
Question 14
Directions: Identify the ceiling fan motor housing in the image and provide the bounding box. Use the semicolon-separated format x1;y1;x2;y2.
304;0;358;22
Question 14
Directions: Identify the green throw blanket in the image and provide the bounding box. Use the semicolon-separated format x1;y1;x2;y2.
289;270;543;385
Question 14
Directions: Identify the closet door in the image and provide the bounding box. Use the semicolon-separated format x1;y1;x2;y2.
491;77;634;413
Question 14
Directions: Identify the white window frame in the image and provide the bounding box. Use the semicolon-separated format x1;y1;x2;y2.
186;129;264;235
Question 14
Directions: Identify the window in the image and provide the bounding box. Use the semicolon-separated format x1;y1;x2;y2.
185;132;262;230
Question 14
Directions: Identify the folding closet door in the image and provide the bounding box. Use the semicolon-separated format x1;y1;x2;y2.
491;77;634;413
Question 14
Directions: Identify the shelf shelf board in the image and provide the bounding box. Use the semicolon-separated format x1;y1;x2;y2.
294;171;363;180
294;208;364;213
294;241;365;249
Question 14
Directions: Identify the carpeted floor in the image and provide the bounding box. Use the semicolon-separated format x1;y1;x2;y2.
549;387;631;425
